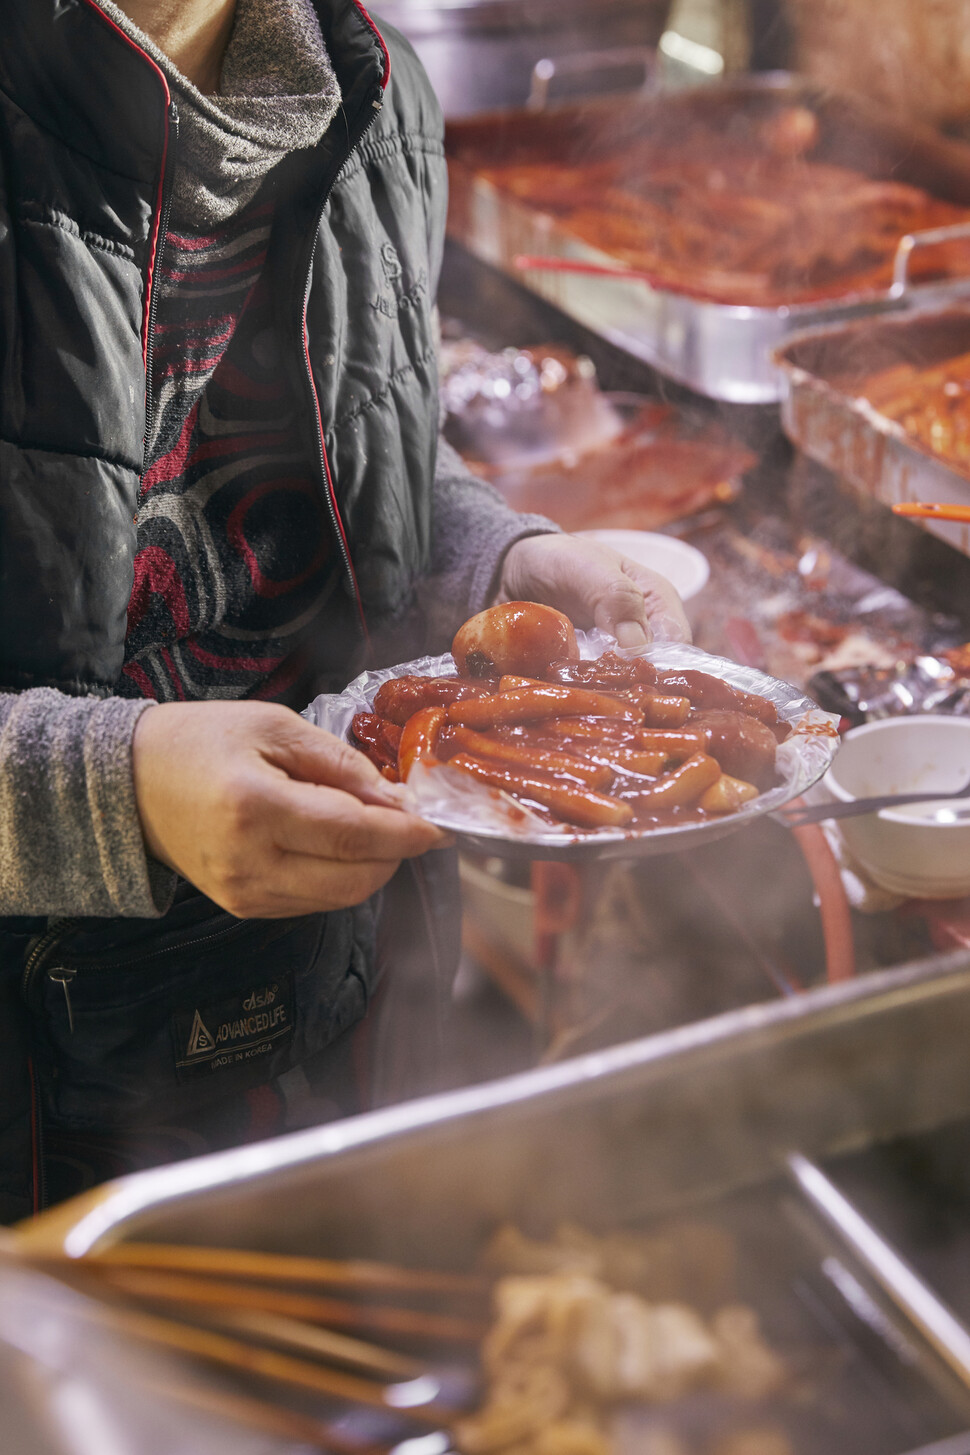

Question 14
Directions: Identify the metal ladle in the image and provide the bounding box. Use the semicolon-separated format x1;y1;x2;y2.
778;778;970;828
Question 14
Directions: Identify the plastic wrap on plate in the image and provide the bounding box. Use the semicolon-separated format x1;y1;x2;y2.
302;634;840;860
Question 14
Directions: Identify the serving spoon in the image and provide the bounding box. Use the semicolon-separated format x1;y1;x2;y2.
777;777;970;828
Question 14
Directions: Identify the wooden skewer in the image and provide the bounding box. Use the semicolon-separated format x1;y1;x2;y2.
87;1302;456;1425
141;1374;390;1455
85;1265;487;1343
893;501;970;523
198;1306;424;1381
80;1242;488;1298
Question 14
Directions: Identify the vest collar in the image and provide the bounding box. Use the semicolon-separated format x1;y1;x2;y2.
0;0;387;185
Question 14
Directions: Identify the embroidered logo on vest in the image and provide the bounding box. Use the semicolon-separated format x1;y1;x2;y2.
372;241;427;319
380;242;403;281
173;974;295;1081
186;1009;216;1058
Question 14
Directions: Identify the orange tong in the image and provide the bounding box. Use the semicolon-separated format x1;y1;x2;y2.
893;502;970;523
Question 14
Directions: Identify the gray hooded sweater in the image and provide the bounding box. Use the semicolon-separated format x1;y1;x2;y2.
0;0;554;920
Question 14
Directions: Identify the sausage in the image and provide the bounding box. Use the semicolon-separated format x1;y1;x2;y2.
447;685;642;730
398;706;447;781
374;677;428;724
493;721;636;752
620;752;721;811
374;676;499;726
657;670;777;726
499;674;546;692
626;687;692;728
351;712;396;771
691;709;779;789
543;652;658;688
450;726;613;791
572;744;667;778
376;718;402;760
698;773;760;814
436;722;460;757
449;753;633;829
637;728;707;759
541;717;642;747
452;601;579;679
489;722;663;775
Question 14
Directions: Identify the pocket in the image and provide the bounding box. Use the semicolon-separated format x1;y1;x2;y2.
26;898;377;1132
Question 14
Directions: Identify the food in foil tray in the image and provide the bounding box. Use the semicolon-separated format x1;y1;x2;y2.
350;603;797;834
861;348;970;471
482;402;753;534
475;103;970;307
441;340;623;469
440;340;754;532
679;515;957;695
810;644;970;725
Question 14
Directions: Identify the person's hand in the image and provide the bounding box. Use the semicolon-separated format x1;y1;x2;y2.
132;702;449;919
496;533;691;647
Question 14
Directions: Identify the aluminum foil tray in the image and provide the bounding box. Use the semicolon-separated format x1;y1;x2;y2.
446;75;970;402
778;304;970;557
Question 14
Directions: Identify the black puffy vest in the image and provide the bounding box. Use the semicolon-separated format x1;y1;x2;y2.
0;0;447;694
0;0;453;1222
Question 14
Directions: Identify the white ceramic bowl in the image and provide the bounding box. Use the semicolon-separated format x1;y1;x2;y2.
822;715;970;898
577;529;710;607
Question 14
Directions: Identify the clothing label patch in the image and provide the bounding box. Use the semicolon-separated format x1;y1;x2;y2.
172;973;294;1081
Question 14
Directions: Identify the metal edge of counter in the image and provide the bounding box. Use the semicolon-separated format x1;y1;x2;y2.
16;946;970;1260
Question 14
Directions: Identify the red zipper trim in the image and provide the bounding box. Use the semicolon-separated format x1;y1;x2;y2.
27;1056;40;1216
78;0;172;368
302;319;369;638
352;1;391;90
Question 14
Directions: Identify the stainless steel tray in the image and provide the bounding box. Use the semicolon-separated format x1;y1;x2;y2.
446;75;970;402
25;950;970;1260
777;303;970;557
20;952;970;1452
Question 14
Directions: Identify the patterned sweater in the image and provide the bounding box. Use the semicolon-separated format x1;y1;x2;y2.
119;200;340;705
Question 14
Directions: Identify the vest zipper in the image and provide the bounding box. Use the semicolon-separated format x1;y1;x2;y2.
21;917;82;1214
21;919;84;1005
299;93;385;639
48;968;77;1034
143;102;180;455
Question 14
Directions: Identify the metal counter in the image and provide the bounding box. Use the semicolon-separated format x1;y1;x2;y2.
25;950;970;1264
17;950;970;1452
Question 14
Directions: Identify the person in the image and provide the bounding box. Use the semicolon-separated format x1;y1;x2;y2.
0;0;688;1223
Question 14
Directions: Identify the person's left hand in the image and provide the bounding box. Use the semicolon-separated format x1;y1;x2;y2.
496;533;691;647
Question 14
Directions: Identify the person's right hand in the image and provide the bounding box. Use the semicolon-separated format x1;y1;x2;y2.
132;701;449;919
